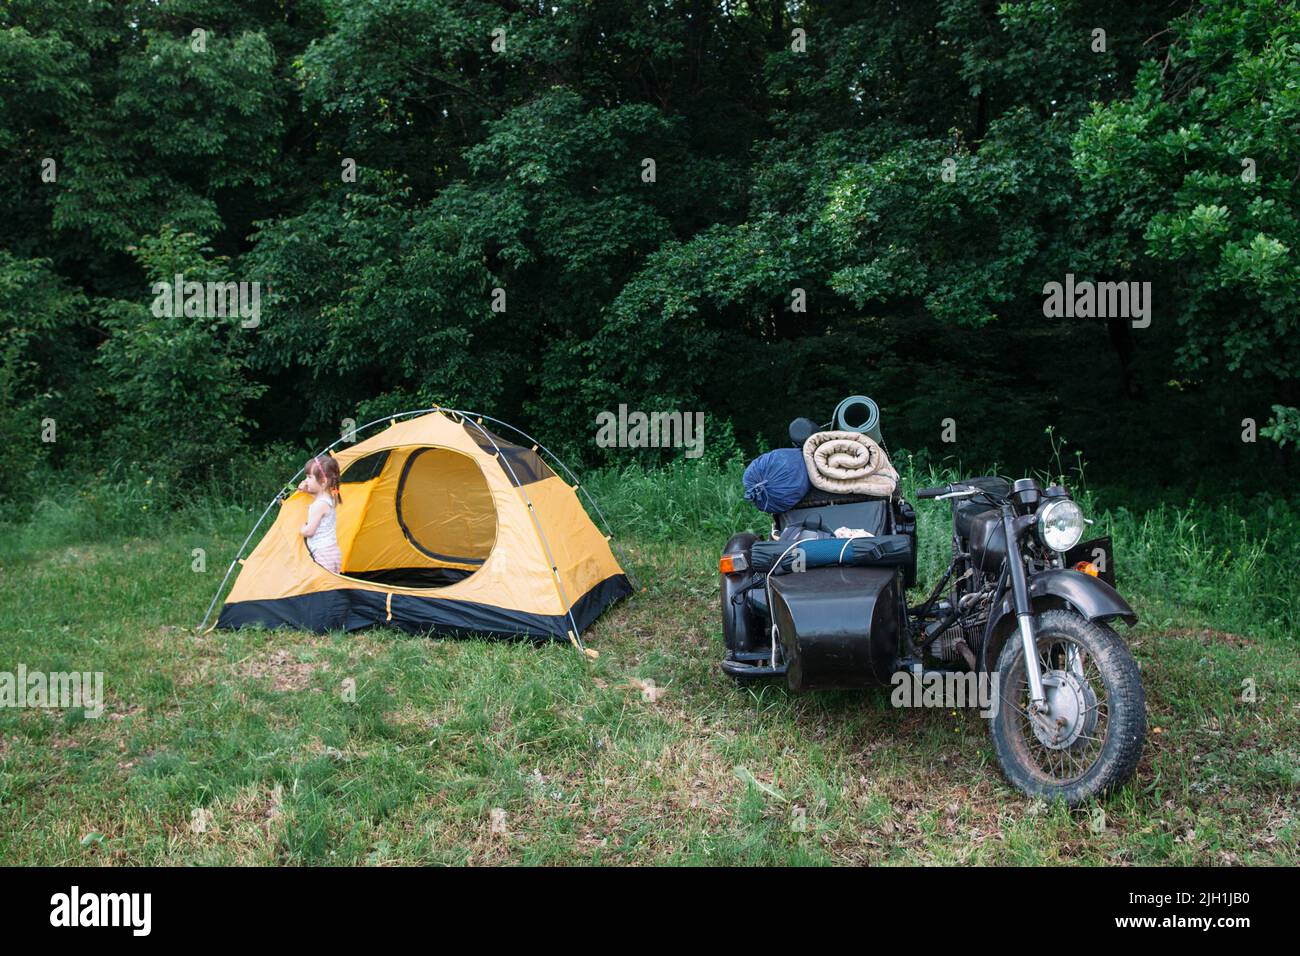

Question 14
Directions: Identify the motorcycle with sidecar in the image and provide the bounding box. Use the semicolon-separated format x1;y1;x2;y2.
718;405;1146;805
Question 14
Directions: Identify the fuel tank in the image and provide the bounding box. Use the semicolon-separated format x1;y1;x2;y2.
767;566;903;691
967;509;1008;574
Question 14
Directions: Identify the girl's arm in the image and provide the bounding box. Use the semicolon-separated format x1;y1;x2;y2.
300;500;326;538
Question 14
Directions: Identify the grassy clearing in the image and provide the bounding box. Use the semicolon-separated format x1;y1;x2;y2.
0;459;1296;865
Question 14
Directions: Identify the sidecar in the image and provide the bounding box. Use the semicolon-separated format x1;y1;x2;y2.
720;486;918;691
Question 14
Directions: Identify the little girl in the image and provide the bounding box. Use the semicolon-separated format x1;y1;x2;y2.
298;455;342;574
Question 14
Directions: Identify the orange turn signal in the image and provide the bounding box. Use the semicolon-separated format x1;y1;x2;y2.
1073;561;1100;577
719;553;749;575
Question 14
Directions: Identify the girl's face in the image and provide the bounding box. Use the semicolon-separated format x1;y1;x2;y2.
304;469;324;495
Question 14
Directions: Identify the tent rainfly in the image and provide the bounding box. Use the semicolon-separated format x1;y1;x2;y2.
212;409;632;644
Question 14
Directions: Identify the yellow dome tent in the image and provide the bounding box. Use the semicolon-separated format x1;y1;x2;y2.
204;409;632;648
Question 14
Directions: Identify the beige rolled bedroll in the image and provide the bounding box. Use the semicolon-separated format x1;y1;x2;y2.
803;430;899;497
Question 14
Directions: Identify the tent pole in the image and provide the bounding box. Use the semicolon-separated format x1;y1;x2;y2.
454;411;639;591
457;415;588;654
197;493;282;631
197;409;441;630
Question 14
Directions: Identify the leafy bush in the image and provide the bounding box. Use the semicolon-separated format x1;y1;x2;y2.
0;252;90;507
1261;406;1300;449
96;229;265;485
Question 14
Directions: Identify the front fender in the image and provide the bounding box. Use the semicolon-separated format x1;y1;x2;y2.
979;569;1137;672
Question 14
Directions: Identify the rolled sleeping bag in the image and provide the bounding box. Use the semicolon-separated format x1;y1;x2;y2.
749;534;914;574
743;447;811;514
803;430;899;497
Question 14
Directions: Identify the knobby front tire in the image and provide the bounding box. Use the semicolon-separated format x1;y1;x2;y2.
990;610;1146;806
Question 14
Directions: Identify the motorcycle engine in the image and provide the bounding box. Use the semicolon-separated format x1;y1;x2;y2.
927;591;990;664
928;622;983;663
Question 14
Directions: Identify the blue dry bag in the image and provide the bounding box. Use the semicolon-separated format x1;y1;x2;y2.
743;448;810;514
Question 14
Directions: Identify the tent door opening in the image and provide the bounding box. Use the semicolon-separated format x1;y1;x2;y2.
333;445;499;590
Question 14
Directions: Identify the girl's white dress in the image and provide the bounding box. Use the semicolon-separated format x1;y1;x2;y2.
306;496;342;574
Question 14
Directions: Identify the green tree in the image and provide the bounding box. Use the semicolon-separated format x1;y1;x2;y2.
96;228;265;484
1074;0;1300;443
0;252;89;499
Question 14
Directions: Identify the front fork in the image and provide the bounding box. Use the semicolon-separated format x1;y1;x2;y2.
1002;508;1047;708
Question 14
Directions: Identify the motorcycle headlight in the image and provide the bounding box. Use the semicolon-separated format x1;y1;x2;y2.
1037;498;1085;552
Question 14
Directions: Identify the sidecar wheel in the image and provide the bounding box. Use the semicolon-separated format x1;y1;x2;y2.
990;610;1145;806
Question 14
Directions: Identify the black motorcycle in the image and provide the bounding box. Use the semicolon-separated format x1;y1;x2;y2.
719;430;1146;805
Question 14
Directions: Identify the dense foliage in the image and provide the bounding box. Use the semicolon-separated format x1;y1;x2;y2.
2;0;1295;500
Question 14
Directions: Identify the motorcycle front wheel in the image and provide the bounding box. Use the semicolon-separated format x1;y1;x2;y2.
990;609;1145;806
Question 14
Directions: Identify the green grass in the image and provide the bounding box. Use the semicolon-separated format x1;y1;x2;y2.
0;457;1296;865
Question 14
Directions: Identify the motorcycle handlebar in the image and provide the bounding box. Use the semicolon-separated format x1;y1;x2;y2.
916;485;948;499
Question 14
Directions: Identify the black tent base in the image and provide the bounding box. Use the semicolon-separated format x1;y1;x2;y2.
216;573;633;643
